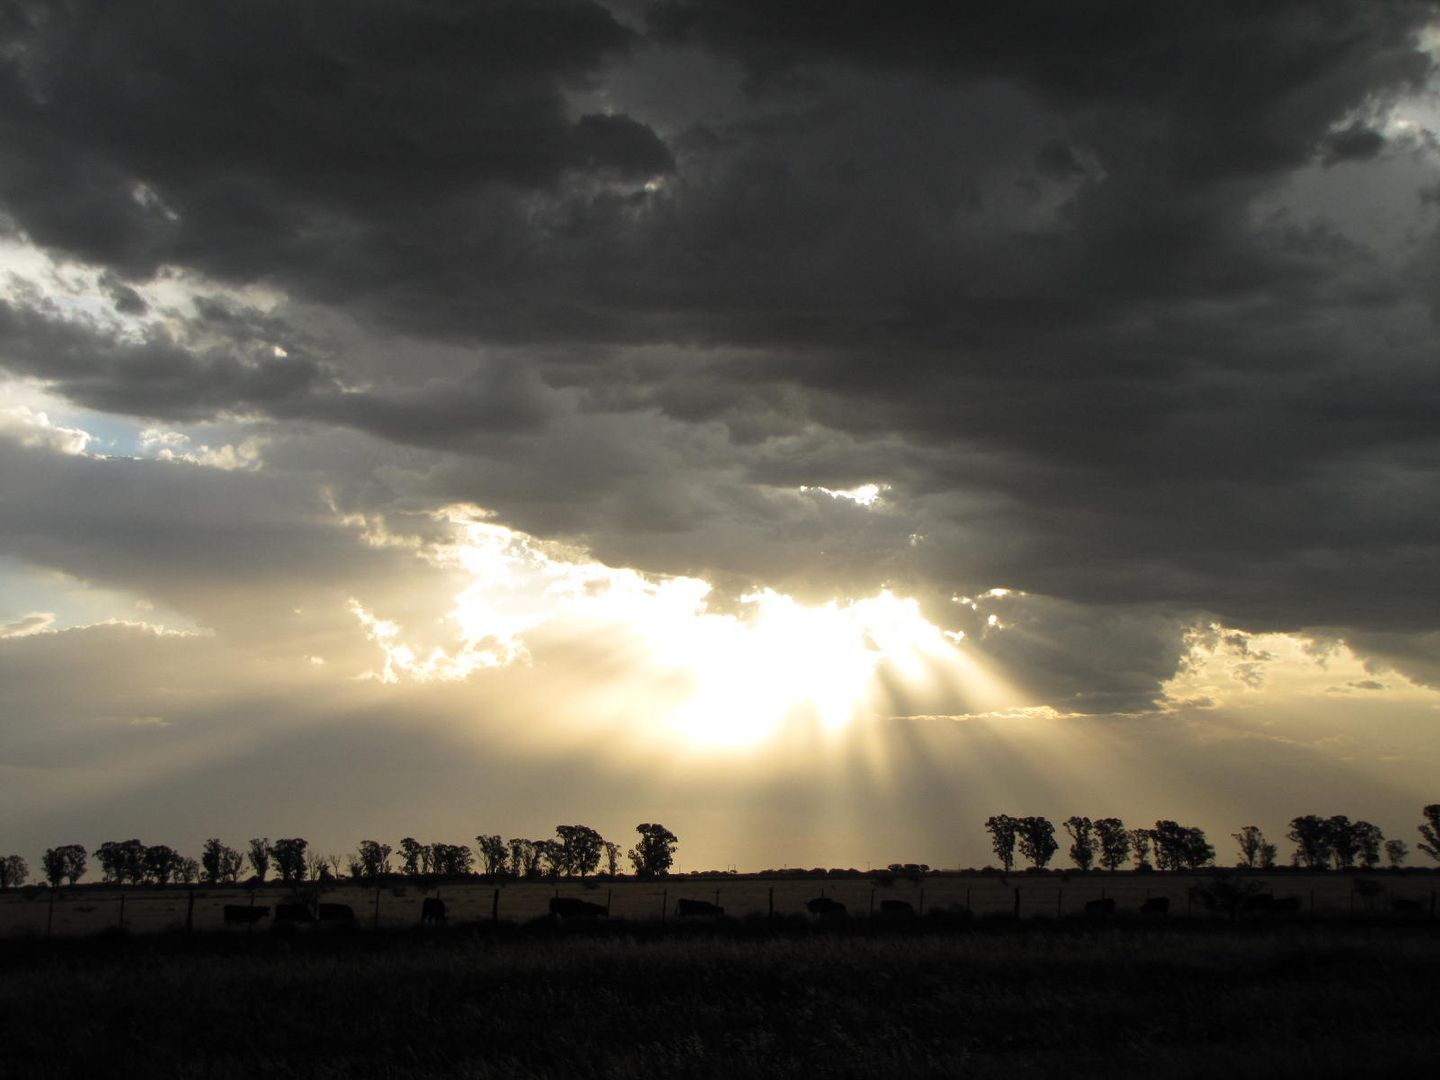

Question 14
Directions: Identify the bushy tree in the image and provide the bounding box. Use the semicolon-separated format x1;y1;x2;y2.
556;825;604;877
430;843;473;878
628;823;678;878
1258;841;1278;869
1129;828;1153;870
305;850;329;882
1287;815;1333;868
1385;839;1408;868
399;837;427;877
356;840;392;880
535;839;565;879
1015;817;1058;869
1064;816;1096;870
247;838;271;882
1417;804;1440;862
142;844;181;884
475;835;507;877
1094;818;1130;872
177;857;200;885
95;839;146;884
1152;821;1212;870
271;838;308;884
984;814;1019;872
1233;825;1266;868
202;839;243;884
1352;821;1383;870
43;844;86;887
1325;816;1362;869
0;854;29;889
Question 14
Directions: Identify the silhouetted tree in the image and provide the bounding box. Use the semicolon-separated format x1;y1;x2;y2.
1258;841;1278;869
430;843;473;877
556;825;604;877
399;837;427;877
1094;818;1130;872
201;839;243;884
1352;821;1383;869
271;838;308;884
509;839;542;879
1129;828;1153;870
629;823;678;878
143;844;181;884
304;850;328;882
356;840;392;880
1064;816;1096;870
177;857;200;885
1385;839;1408;867
1287;815;1333;868
535;839;565;879
43;844;86;887
1152;821;1212;870
1417;804;1440;862
984;814;1019;872
1326;816;1364;869
1233;825;1266;868
602;840;622;877
1016;817;1058;869
475;835;507;877
95;839;146;884
247;838;271;882
0;854;29;889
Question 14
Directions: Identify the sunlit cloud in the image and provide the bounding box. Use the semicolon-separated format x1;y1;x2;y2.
800;482;887;507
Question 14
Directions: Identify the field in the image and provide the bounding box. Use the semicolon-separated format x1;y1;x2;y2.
1;917;1437;1078
1;869;1435;936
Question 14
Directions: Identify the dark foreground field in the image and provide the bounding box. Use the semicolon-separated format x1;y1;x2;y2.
2;920;1436;1079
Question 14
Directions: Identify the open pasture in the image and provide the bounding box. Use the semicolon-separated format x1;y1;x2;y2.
1;870;1433;938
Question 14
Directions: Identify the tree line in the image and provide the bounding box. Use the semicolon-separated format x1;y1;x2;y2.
982;806;1440;873
0;824;679;890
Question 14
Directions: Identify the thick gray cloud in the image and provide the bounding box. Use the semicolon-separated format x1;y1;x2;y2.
1;0;1439;727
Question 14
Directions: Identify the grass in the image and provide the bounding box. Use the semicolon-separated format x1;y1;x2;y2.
1;919;1436;1078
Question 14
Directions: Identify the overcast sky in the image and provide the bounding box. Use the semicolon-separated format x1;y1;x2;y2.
2;1;1439;874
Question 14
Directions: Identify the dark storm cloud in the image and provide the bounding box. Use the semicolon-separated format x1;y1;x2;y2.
1;0;1438;714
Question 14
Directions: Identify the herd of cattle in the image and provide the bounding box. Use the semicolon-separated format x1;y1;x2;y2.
210;888;1432;929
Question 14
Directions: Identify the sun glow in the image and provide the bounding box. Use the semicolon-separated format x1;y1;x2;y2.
349;506;992;747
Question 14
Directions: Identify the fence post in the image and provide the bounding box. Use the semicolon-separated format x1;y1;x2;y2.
661;888;667;924
920;887;926;917
492;889;500;924
768;887;774;919
47;889;55;938
1013;888;1020;918
186;889;195;934
118;894;126;929
965;887;971;914
869;889;874;918
374;888;381;929
1056;889;1062;918
607;889;613;915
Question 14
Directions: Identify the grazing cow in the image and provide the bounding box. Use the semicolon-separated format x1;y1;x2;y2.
223;904;269;926
549;896;608;918
1084;897;1116;916
806;897;847;918
421;897;447;925
1392;897;1425;914
675;898;724;917
879;899;915;918
273;902;314;925
317;902;355;925
1139;897;1169;916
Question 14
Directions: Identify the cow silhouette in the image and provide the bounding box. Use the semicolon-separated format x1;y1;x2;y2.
274;902;314;925
1239;892;1275;913
317;902;355;924
1392;897;1425;915
674;898;724;917
879;899;915;918
806;897;846;918
550;896;608;918
421;897;446;925
1139;897;1169;916
1084;897;1116;916
223;904;269;926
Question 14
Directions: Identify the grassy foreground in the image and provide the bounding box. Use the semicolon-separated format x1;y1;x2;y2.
1;921;1436;1078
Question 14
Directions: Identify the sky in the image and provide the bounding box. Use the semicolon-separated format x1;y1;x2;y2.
2;1;1439;875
